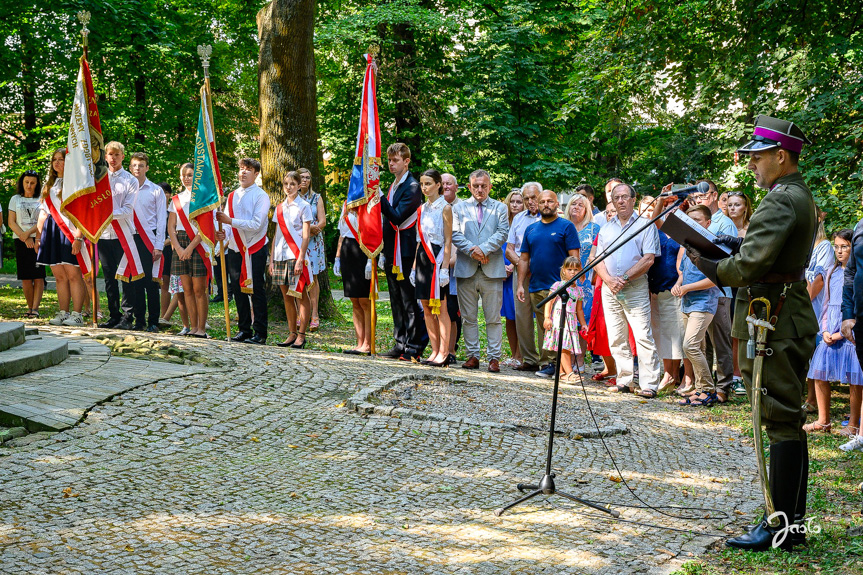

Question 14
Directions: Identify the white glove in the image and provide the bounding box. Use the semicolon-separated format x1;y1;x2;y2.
378;257;386;270
438;268;449;287
364;260;372;280
333;257;341;277
409;269;416;286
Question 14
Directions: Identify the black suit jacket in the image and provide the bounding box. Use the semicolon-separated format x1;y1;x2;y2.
380;172;422;265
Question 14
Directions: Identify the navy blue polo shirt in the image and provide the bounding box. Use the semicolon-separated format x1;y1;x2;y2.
648;230;681;294
520;217;580;292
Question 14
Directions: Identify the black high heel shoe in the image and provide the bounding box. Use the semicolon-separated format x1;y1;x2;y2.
291;333;306;349
277;333;298;347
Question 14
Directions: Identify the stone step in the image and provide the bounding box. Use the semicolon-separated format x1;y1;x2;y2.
0;322;26;352
0;335;68;380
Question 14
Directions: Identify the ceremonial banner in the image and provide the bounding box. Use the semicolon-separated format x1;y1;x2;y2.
61;57;113;242
345;53;383;259
189;84;223;249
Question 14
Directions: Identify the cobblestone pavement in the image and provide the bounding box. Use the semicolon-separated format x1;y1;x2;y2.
0;333;762;574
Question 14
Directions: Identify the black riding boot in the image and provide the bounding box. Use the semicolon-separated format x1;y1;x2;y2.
727;440;804;551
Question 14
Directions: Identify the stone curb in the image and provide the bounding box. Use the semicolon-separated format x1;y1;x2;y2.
346;373;627;438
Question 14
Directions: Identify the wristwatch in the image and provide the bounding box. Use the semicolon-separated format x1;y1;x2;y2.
622;273;630;283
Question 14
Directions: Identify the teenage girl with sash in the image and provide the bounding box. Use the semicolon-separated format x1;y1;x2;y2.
35;148;88;326
167;163;210;337
334;203;373;355
410;169;453;367
270;171;313;348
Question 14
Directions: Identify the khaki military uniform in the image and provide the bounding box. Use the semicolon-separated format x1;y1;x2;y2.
717;171;817;443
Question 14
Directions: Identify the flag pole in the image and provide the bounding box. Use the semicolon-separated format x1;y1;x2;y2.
77;10;98;328
197;44;231;341
365;47;380;356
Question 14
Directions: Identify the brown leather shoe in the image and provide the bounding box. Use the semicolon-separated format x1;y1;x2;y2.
462;356;480;369
515;362;540;372
488;359;500;373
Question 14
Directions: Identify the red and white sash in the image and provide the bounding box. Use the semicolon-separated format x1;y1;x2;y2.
137;213;163;284
388;182;417;280
46;192;92;278
113;215;144;283
227;191;266;294
416;203;445;315
116;212;160;283
172;195;213;280
276;202;313;298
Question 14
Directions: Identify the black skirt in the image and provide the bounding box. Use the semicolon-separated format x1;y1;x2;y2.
415;243;448;301
342;236;371;298
36;216;78;267
15;238;46;280
162;243;173;278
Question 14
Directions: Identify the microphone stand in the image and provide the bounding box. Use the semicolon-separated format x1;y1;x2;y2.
495;195;687;517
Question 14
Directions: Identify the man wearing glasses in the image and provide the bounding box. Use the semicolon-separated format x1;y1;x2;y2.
692;180;738;403
594;182;662;397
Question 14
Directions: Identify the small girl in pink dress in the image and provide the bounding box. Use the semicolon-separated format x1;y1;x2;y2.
543;256;587;381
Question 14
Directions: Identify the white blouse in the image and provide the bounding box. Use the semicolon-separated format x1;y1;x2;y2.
271;196;313;261
41;179;74;228
338;204;360;240
419;196;447;246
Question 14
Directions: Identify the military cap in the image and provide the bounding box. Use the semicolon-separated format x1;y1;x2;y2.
738;115;812;154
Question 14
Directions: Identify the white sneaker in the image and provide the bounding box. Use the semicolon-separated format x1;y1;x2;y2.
62;311;84;326
178;327;191;336
839;435;863;452
49;311;69;325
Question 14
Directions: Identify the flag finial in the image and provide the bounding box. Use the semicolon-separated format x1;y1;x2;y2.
77;11;91;49
197;44;212;79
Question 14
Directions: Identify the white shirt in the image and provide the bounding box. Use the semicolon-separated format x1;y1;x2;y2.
507;210;541;253
338;205;359;240
100;168;139;240
133;178;167;250
168;189;199;235
9;194;42;236
223;184;270;253
271;196;313;261
419;196;447;246
596;212;661;277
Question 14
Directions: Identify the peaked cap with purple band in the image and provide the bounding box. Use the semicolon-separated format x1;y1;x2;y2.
737;115;812;154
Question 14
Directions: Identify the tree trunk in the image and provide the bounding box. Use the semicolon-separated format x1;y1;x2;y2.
20;29;39;156
391;22;422;170
257;0;338;319
134;76;146;144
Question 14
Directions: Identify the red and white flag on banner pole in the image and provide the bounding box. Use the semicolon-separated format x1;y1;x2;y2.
61;57;114;247
345;53;383;259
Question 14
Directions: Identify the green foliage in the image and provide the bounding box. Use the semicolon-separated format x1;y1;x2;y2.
0;0;262;212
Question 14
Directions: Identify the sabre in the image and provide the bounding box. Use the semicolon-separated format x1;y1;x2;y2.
745;297;778;527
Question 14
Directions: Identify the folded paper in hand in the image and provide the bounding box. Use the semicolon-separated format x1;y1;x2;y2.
663;210;732;260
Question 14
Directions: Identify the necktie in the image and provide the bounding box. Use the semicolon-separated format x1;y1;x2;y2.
477;202;483;226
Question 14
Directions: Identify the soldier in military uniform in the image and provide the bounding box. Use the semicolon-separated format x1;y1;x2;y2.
687;115;816;551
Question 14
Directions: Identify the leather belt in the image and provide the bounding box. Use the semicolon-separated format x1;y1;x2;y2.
757;270;805;284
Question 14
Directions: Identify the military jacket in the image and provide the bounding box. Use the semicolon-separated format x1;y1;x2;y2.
717;172;818;340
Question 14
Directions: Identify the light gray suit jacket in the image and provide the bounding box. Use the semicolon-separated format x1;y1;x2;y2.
451;196;510;279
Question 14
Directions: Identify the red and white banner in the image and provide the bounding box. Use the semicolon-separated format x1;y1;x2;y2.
116;213;162;284
61;56;113;243
276;203;313;298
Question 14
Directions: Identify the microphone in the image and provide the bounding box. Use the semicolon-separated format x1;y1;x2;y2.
659;181;710;197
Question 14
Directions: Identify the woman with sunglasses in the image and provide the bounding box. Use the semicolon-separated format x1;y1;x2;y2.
9;169;46;317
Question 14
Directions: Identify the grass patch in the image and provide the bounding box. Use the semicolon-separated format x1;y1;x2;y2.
671;386;863;574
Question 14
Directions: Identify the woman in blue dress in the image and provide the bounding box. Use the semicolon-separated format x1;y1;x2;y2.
807;228;862;438
565;193;600;365
501;190;524;367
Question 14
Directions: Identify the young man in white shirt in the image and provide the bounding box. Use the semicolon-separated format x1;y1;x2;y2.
97;141;139;330
128;152;167;332
216;158;271;344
